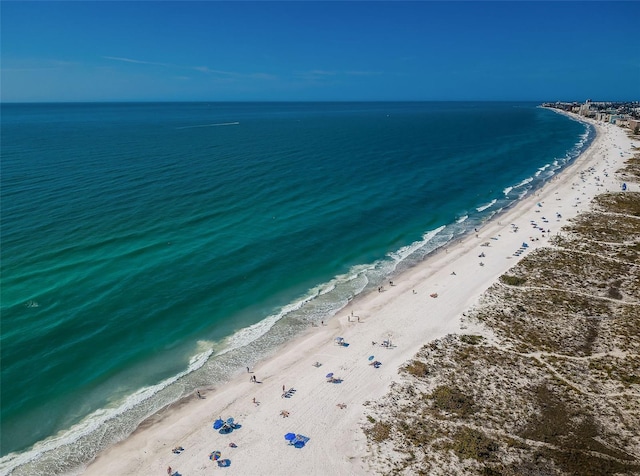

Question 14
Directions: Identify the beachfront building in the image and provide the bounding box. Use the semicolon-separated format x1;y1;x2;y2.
544;100;639;132
579;99;593;117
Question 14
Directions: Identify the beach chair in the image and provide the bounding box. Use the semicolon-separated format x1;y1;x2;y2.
282;388;296;398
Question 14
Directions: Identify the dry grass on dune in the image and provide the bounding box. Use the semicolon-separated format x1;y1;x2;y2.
617;149;640;182
362;158;640;476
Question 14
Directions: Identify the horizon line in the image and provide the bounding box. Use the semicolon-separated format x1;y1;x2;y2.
5;99;635;105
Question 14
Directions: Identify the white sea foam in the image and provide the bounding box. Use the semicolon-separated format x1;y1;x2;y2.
218;264;374;357
387;226;446;262
513;177;534;189
0;348;213;474
3;266;371;473
456;215;469;224
319;284;336;296
503;186;513;196
476;199;497;212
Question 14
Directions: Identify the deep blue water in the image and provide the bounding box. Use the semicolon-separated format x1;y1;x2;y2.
0;102;591;474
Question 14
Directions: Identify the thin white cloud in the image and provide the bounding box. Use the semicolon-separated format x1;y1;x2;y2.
250;72;277;81
308;70;337;76
103;56;275;81
296;69;383;80
294;70;336;81
103;56;175;68
193;66;239;76
345;70;383;76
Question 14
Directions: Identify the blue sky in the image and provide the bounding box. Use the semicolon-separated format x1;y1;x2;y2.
2;1;638;102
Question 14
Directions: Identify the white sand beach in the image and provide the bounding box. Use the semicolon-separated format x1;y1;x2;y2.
83;116;637;476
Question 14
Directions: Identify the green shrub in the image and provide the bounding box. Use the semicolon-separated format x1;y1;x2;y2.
367;421;392;442
404;360;429;377
500;274;526;286
460;334;484;345
430;385;475;416
451;427;498;461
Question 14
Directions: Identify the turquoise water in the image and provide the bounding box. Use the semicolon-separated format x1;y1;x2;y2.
0;102;591;474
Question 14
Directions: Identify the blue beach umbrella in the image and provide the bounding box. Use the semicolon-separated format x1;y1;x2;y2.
213;419;224;430
284;432;296;441
326;373;334;378
368;355;375;361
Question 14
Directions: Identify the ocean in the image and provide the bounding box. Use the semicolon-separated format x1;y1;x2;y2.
0;102;591;475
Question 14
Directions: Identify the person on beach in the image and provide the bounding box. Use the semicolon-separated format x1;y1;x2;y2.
283;385;286;392
167;466;172;475
197;390;202;399
246;367;250;373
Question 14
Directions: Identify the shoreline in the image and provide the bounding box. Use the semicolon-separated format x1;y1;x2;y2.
80;115;636;476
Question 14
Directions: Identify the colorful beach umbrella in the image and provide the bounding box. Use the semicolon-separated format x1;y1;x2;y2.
209;450;221;461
